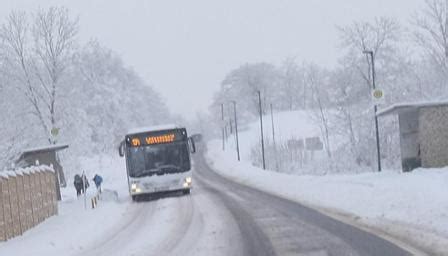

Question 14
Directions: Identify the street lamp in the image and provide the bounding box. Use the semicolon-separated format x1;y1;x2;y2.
231;101;240;161
257;90;266;170
270;103;279;171
363;50;382;172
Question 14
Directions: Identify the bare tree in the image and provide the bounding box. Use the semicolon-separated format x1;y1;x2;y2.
1;8;78;144
278;58;306;110
1;8;77;186
219;63;278;117
306;65;332;159
413;0;448;71
0;11;46;133
338;17;400;89
32;7;78;144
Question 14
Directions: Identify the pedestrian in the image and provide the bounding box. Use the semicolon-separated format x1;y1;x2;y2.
93;174;103;193
81;173;89;194
74;174;83;196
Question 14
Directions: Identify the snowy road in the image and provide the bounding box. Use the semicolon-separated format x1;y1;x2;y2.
193;151;415;256
75;173;244;256
79;151;414;256
1;150;419;256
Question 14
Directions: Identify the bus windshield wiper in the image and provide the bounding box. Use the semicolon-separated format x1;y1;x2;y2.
133;165;184;177
133;168;159;177
158;164;181;170
156;164;183;175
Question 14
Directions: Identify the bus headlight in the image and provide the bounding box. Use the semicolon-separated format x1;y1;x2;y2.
183;177;192;188
131;182;141;193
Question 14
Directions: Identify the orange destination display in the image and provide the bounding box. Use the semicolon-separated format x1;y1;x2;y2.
126;129;186;147
145;134;175;144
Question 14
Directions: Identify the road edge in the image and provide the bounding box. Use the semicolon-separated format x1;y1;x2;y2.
203;152;444;256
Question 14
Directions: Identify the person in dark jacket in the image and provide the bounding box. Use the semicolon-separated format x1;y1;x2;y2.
74;174;83;196
93;174;103;193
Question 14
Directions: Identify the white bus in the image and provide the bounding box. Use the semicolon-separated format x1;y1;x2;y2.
119;125;195;201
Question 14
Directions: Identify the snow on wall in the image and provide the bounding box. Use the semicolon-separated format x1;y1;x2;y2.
0;165;57;241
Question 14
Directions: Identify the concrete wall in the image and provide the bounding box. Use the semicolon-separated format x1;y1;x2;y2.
0;166;57;242
398;110;421;172
419;106;448;168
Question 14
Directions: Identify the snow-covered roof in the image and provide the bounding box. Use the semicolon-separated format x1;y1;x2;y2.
127;124;182;135
0;165;54;179
377;101;448;117
21;144;69;154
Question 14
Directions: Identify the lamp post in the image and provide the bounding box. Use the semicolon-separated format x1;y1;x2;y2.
221;103;225;151
231;101;240;161
257;90;266;170
363;50;382;172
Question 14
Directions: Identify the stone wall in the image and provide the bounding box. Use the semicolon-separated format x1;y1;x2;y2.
419;106;448;168
0;165;57;241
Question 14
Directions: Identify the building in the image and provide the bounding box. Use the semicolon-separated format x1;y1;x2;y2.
378;101;448;172
16;144;69;200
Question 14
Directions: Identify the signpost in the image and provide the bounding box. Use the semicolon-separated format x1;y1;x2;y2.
50;127;59;137
371;89;385;105
305;137;323;151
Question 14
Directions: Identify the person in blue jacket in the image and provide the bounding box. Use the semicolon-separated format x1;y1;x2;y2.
93;174;103;193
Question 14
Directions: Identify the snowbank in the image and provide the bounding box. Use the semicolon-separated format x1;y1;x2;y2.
207;140;448;252
0;154;130;255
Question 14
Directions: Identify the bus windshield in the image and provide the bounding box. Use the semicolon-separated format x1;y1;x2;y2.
127;142;190;178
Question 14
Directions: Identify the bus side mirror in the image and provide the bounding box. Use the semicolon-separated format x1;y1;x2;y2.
118;141;125;157
189;137;196;154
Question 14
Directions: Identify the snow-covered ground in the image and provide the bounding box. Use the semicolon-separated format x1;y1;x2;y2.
0;154;240;256
206;139;448;253
225;110;355;174
0;155;129;255
232;110;321;161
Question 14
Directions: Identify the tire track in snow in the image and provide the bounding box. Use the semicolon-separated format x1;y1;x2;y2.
76;202;156;256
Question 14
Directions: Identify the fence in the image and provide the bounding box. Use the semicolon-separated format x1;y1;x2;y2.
0;165;58;241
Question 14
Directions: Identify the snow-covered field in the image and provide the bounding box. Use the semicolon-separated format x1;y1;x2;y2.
232;110;321;161
206;139;448;253
225;110;357;174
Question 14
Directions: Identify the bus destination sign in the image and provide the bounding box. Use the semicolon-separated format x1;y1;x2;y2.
130;134;175;146
127;129;187;147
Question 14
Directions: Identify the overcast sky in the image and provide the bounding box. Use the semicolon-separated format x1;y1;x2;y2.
1;0;423;119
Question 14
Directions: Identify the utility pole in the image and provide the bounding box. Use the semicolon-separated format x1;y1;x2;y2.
257;90;266;170
363;50;382;172
221;103;225;150
82;171;87;210
270;103;279;171
232;101;240;161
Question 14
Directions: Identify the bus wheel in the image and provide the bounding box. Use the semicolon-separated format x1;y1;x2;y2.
183;189;190;195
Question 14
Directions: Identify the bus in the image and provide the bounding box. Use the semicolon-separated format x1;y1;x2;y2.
119;125;195;201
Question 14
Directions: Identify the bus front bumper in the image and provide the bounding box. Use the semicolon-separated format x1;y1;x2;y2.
130;176;192;195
